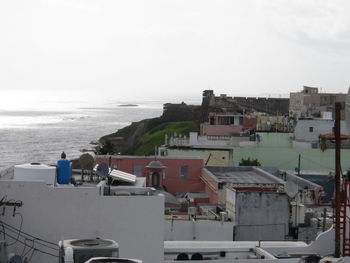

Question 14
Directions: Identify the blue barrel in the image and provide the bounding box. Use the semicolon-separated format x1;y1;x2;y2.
57;159;71;184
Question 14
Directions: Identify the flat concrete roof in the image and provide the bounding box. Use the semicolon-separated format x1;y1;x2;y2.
205;166;284;185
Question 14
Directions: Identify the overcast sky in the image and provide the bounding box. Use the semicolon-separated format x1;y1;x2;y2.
1;0;350;100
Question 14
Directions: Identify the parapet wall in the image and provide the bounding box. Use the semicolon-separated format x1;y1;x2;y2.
232;97;289;115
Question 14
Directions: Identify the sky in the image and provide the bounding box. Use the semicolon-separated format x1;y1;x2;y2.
1;0;350;101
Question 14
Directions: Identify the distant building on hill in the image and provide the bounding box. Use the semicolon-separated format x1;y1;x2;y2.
293;119;349;149
201;90;289;116
289;86;346;119
201;112;256;137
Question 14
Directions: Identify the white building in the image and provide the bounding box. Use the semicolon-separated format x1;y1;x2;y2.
0;165;164;263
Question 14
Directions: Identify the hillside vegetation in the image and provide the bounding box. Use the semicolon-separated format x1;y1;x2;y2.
98;101;202;155
99;118;199;156
125;121;199;155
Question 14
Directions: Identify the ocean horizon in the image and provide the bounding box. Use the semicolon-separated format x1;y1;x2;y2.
0;89;200;169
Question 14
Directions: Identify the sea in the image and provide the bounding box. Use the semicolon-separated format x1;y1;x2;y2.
0;89;175;170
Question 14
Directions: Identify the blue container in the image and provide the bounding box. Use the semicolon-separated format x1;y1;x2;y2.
57;159;71;184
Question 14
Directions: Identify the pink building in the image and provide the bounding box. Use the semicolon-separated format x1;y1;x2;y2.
95;156;205;195
201;112;256;136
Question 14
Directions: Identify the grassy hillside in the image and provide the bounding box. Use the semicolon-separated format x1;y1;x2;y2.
123;121;199;156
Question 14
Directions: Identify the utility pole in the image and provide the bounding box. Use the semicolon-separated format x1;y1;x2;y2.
297;154;301;176
335;102;341;258
322;208;327;232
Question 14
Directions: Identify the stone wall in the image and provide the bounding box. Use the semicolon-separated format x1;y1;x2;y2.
163;103;202;122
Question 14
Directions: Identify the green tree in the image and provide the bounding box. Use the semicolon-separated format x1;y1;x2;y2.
99;139;115;154
239;157;261;166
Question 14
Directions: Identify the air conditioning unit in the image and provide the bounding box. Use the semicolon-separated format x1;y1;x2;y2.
59;239;119;263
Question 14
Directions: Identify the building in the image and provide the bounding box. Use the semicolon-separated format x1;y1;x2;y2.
281;171;324;205
201;112;256;137
201;166;285;205
233;132;350;171
0;165;164;263
226;189;289;241
95;156;205;195
0;161;337;262
293;119;349;148
198;166;292;241
290;86;346;119
256;115;293;132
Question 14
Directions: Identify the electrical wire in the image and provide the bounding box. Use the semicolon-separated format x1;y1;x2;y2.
23;238;36;261
0;221;5;240
0;220;57;248
28;248;36;263
21;238;34;258
7;212;23;246
300;155;333;170
275;156;298;169
3;231;58;258
0;222;58;250
0;196;58;260
0;195;6;206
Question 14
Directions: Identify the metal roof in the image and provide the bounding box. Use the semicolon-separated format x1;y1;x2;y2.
109;169;136;184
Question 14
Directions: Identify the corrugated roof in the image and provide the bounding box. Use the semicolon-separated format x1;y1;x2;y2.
109;169;136;184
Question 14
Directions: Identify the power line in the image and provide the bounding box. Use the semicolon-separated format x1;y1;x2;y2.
301;155;333;170
3;230;58;258
1;223;58;251
274;156;298;169
0;220;57;247
7;213;23;246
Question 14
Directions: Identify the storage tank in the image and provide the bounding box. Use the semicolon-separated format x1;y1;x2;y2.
14;163;56;185
57;159;71;184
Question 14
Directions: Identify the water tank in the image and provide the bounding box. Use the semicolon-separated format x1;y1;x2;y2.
59;239;119;263
14;163;56;185
57;159;71;184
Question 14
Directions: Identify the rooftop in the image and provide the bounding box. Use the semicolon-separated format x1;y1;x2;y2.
204;166;285;186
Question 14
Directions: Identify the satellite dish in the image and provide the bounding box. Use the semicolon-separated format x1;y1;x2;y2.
79;152;96;170
285;181;299;198
96;163;109;179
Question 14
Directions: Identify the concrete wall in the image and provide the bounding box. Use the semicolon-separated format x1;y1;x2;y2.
202;124;243;136
294;119;348;142
235;133;350;171
234;191;289;241
164;220;234;241
201;169;219;204
0;181;164;263
96;156;205;195
163;149;234;166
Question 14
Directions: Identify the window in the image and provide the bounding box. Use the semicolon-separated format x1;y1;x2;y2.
180;165;188;179
309;127;313;132
133;165;142;177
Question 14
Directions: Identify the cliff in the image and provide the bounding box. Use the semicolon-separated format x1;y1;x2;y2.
98;102;201;155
